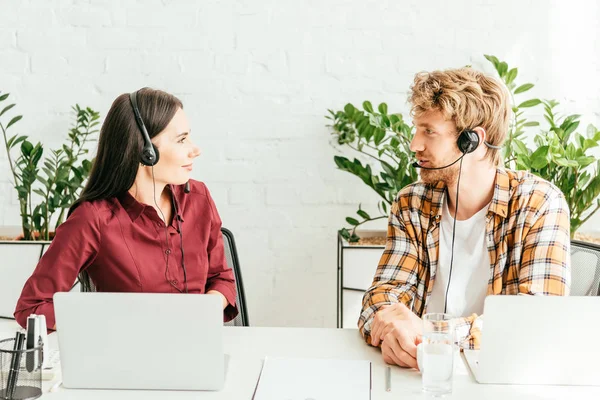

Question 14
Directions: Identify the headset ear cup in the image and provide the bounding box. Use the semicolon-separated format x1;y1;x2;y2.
151;144;160;165
458;130;480;154
140;144;160;166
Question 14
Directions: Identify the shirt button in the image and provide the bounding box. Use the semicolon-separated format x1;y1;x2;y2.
172;280;178;285
165;249;171;255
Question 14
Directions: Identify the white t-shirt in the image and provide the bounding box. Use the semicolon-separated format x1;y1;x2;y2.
426;197;491;318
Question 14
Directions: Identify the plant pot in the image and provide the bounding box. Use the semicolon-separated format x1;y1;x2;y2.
573;231;600;246
337;230;386;329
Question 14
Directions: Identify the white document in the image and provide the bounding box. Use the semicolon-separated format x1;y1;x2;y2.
253;357;371;400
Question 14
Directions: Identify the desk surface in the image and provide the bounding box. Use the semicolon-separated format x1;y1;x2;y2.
1;318;598;399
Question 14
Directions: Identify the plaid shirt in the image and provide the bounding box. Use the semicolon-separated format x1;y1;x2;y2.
358;168;571;349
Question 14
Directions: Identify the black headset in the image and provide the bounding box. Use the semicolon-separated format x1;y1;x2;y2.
129;90;160;167
456;129;480;154
129;89;188;293
412;129;500;170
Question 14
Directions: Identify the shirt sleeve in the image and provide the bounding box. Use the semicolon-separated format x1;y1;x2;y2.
203;186;239;323
13;202;102;330
519;190;571;296
454;190;571;350
358;199;422;345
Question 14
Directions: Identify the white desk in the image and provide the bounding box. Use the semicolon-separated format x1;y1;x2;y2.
1;318;598;399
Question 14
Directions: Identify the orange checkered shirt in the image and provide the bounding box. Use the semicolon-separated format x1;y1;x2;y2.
358;168;571;349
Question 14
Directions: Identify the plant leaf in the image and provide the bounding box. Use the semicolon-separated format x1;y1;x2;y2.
484;54;499;68
506;68;518;84
373;129;386;146
6;115;23;129
518;99;542;108
514;83;534;94
346;217;360;226
378;103;388;115
357;209;370;220
0;103;15;117
498;61;508;77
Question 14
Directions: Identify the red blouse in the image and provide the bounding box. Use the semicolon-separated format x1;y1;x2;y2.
14;180;238;329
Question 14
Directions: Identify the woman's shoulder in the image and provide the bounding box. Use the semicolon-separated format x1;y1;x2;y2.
69;198;120;221
185;179;209;196
178;180;222;216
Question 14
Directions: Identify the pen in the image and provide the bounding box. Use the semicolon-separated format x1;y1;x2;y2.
7;331;26;398
386;366;391;392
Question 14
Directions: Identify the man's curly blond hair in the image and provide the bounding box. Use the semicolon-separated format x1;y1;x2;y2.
409;67;510;166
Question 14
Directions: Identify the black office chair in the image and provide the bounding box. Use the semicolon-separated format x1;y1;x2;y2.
77;227;249;326
221;227;249;326
570;240;600;296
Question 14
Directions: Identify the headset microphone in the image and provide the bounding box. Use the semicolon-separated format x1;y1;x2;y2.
411;154;465;170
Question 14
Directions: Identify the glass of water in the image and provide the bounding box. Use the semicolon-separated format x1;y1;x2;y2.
420;313;454;396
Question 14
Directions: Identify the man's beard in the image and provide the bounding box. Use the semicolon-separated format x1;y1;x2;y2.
419;160;461;185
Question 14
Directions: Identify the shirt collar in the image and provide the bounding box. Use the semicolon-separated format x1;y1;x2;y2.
427;168;510;219
488;168;510;218
118;184;186;223
118;190;146;222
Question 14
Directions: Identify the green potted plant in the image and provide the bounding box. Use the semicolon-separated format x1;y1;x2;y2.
0;91;99;318
483;55;600;242
327;55;600;244
326;101;417;244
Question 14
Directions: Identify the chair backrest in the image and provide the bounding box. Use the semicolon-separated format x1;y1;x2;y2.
570;240;600;296
78;227;249;326
221;227;249;326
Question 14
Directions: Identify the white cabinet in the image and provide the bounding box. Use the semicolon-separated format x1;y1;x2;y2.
0;237;81;319
337;231;385;329
0;241;50;318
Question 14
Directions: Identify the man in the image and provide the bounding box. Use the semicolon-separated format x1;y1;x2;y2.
358;67;571;369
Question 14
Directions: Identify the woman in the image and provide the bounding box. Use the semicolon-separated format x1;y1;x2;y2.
14;88;238;329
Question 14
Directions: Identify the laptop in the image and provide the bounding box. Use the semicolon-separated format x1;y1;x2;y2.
53;292;225;390
463;295;600;386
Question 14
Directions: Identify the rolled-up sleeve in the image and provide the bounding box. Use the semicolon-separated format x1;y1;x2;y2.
358;199;421;345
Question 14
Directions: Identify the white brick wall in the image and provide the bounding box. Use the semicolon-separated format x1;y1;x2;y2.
0;0;599;328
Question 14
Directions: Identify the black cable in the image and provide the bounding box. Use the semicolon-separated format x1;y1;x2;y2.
151;166;177;292
443;156;464;315
177;219;188;293
170;186;188;294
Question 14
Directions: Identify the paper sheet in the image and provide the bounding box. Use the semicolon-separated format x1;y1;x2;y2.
253;357;371;400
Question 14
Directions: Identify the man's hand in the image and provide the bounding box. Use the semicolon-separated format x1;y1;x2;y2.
370;303;422;368
381;321;421;368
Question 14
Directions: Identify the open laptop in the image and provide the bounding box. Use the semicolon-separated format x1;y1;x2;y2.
53;292;225;390
463;295;600;386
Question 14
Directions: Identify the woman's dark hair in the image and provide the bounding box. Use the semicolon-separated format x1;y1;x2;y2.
69;88;183;215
